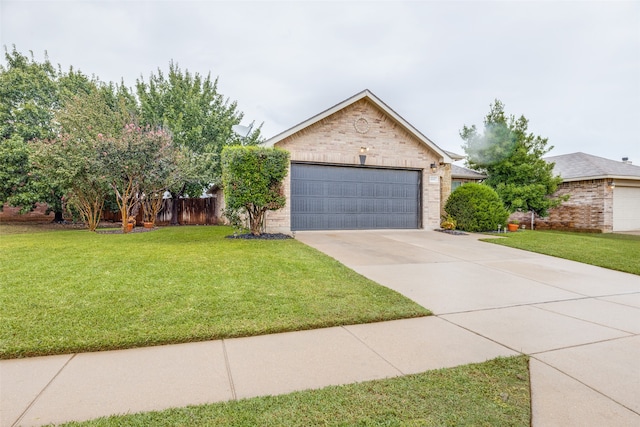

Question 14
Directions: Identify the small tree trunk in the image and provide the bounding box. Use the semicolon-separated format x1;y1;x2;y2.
52;210;65;223
249;206;265;236
170;191;179;226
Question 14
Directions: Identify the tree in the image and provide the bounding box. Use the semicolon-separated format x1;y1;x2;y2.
138;138;184;226
101;123;178;233
221;146;289;236
460;100;566;216
136;61;261;224
0;46;131;221
0;47;61;216
31;88;130;231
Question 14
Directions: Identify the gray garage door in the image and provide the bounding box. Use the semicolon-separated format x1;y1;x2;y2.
291;163;420;230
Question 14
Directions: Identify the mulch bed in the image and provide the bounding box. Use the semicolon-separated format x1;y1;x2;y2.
95;226;158;234
226;233;293;240
435;228;468;236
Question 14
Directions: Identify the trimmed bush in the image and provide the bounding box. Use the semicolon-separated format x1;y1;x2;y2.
444;183;509;232
221;146;290;236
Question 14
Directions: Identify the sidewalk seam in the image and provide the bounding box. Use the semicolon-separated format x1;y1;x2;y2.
437;316;526;355
340;326;405;376
221;340;237;401
12;354;76;427
531;356;640;417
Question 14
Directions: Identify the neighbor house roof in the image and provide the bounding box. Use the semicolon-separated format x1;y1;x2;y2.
444;150;466;161
545;152;640;182
451;164;486;180
262;89;453;163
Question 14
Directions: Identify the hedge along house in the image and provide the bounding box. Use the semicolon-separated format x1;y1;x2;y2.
261;90;453;233
530;152;640;232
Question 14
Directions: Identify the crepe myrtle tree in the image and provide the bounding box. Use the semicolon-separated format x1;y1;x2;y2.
100;123;178;233
31;87;132;231
221;146;289;236
138;144;184;226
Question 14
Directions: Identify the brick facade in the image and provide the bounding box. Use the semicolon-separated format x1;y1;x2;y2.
510;179;613;232
0;203;56;222
265;98;449;233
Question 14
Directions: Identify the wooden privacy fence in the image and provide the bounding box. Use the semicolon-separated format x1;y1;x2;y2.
102;198;218;225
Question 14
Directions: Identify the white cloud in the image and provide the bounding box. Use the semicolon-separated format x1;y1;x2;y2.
2;0;639;162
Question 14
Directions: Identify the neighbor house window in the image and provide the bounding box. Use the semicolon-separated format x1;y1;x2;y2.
452;181;463;190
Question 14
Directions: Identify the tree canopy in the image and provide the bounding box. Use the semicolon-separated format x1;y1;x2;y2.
2;47;258;227
135;61;262;224
460;100;566;216
31;88;131;230
0;47;61;213
136;62;261;196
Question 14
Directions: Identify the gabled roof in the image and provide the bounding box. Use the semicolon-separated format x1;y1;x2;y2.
451;164;486;180
545;152;640;182
262;89;453;163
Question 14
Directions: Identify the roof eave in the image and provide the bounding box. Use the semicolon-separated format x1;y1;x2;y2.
560;174;640;182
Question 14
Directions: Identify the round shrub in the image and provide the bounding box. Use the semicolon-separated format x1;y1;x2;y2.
444;183;509;232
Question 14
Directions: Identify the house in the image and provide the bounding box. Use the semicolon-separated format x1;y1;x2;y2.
261;89;453;233
534;152;640;232
451;163;486;190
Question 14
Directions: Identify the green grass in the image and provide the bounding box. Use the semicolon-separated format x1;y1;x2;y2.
0;225;429;359
483;230;640;275
58;356;530;427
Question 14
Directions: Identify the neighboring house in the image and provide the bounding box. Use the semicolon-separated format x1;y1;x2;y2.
261;89;453;232
451;163;486;190
535;152;640;232
443;150;488;190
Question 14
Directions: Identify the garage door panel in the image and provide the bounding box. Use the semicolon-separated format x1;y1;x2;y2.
613;187;640;231
291;164;420;230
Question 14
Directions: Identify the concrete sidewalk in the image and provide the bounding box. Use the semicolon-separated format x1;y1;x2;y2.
296;230;640;426
2;230;639;426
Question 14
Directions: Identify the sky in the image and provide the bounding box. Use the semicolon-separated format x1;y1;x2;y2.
2;0;639;164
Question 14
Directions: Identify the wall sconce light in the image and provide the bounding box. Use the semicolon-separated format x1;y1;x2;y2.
430;162;438;173
608;179;615;189
359;146;368;166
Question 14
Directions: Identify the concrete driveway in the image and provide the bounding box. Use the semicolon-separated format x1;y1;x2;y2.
296;230;640;426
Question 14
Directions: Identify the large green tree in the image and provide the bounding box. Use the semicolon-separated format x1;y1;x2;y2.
460;100;566;216
0;47;61;216
136;62;261;224
31;88;131;230
0;47;130;221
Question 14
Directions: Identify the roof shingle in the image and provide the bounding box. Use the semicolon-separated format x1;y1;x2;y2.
545;152;640;181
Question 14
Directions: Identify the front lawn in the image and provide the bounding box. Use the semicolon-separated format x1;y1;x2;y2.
60;356;531;427
0;225;429;359
484;230;640;275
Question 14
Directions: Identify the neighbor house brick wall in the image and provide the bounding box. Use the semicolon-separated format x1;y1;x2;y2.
532;179;613;232
0;203;55;222
265;99;445;233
